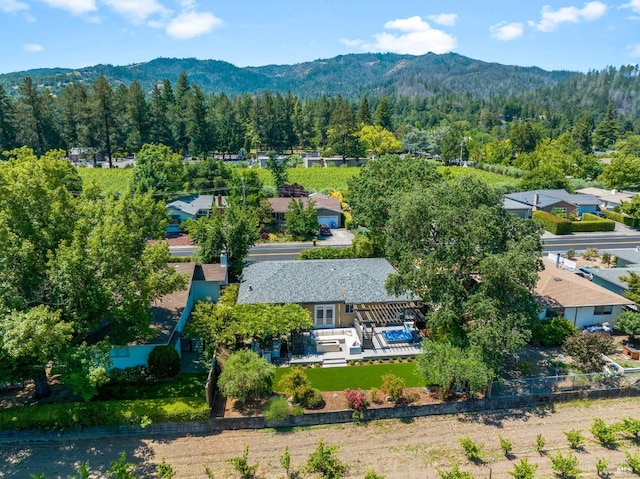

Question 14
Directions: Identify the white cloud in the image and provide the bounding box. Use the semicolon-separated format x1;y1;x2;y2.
490;22;524;41
529;2;607;32
101;0;169;23
346;16;456;55
0;0;28;13
427;13;457;27
38;0;97;15
621;0;640;13
629;43;640;57
340;38;364;47
166;11;222;39
24;43;44;52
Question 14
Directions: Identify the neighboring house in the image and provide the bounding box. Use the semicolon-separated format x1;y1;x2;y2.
109;262;228;370
503;197;532;218
589;248;640;296
505;189;601;217
165;194;228;233
236;258;423;352
535;258;633;329
576;187;638;210
302;156;368;168
268;194;343;228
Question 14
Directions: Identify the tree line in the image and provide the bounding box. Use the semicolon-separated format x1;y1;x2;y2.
1;66;639;167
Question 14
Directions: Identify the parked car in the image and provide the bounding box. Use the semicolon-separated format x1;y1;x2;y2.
319;224;332;236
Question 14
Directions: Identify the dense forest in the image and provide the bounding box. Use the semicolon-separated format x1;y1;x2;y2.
0;53;576;99
0;54;639;180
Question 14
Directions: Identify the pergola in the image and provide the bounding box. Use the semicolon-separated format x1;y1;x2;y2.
353;301;424;326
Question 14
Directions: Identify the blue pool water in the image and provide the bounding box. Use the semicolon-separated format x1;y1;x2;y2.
381;329;412;343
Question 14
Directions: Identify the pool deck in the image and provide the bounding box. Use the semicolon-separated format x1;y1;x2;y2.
289;326;422;367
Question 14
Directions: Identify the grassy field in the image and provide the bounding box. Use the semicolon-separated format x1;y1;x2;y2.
273;362;424;391
74;164;516;196
76;166;133;194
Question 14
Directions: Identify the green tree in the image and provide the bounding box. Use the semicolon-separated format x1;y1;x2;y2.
592;102;617;151
385;177;542;370
17;77;60;155
380;373;405;403
277;366;312;404
355;124;402;157
285;198;318;239
571;115;592;154
266;152;289;189
184;203;259;278
217;350;275;404
305;439;348;479
327;95;364;159
0;84;18;152
621;271;640;305
440;125;468;165
0;306;73;399
126;81;150;152
599;154;640;189
613;311;640;339
416;340;493;399
562;332;615;372
519;165;572;192
0;148;184;399
374;95;392;131
347;154;442;233
90;76;115;167
130;143;185;194
619;196;640;218
357;93;372;125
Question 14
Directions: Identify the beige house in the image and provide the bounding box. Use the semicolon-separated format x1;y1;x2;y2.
535;259;633;329
267;194;343;228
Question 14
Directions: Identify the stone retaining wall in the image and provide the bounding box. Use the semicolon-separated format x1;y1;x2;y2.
2;388;639;443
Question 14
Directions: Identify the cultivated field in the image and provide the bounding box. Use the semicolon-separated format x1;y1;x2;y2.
3;397;640;478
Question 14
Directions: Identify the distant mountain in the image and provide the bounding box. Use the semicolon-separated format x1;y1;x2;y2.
0;53;578;99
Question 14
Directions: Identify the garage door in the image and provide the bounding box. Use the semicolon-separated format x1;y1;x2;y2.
317;216;339;228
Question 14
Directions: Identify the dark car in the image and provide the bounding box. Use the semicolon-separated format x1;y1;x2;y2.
319;224;332;236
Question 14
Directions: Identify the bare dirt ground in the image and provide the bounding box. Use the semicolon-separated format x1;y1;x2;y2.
3;397;640;478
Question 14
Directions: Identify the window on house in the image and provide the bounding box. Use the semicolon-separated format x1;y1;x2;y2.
594;305;613;315
314;305;335;328
345;304;353;314
171;214;181;224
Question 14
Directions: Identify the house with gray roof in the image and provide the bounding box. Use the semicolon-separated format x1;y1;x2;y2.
165;194;228;233
237;258;423;353
588;248;640;296
505;189;601;217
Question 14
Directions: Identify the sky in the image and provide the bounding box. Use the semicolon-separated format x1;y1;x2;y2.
0;0;639;75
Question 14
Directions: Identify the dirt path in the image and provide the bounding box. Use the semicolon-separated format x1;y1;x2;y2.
2;397;640;478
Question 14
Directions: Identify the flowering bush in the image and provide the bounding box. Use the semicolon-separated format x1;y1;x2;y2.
344;388;369;411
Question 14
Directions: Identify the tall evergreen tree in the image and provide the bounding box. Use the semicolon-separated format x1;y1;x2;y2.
374;95;392;131
0;84;18;153
126;81;150;152
357;94;372;125
90;76;114;167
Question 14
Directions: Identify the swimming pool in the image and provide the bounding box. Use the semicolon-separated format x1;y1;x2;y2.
381;329;413;343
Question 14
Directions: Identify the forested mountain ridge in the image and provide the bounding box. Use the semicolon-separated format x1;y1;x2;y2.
0;52;576;99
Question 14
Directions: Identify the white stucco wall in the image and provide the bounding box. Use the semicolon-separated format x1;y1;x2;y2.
563;305;624;329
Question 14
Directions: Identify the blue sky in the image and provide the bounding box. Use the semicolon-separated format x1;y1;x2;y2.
0;0;639;74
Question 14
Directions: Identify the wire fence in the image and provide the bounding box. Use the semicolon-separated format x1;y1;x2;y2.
488;371;640;398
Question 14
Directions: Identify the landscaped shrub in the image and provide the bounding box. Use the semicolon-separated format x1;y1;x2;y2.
344;388;368;411
277;366;312;404
303;388;325;409
571;218;615;232
532;210;572;235
531;317;577;346
381;373;405;403
601;209;640;227
264;396;289;422
148;345;180;379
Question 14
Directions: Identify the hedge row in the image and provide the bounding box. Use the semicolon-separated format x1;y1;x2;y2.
601;209;640;227
532;210;572;235
0;397;210;431
572;213;615;232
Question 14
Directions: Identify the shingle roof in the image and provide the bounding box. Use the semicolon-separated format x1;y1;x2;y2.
505;189;601;208
237;258;414;304
503;198;532;211
576;187;636;205
602;248;640;266
535;260;633;308
589;266;640;290
267;196;343;214
166;195;227;215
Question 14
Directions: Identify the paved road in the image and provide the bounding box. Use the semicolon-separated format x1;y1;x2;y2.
542;234;640;253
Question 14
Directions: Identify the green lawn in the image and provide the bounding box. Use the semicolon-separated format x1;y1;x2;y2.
76;167;134;194
273;362;424;391
96;372;207;401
